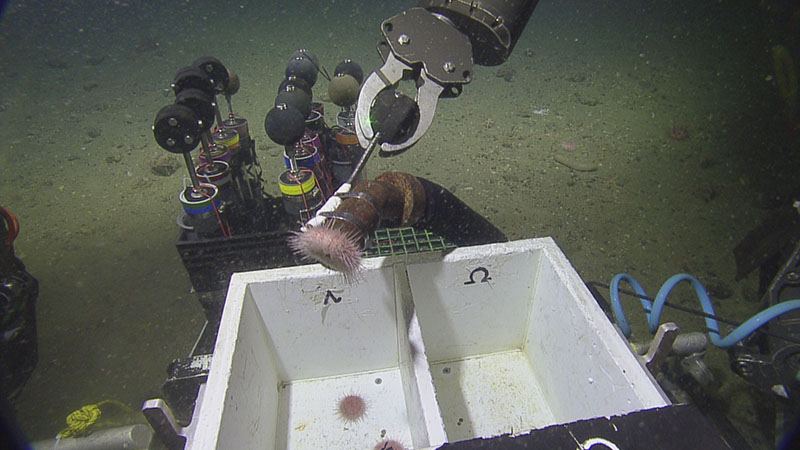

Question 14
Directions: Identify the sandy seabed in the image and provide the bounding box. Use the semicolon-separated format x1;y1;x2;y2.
1;1;797;448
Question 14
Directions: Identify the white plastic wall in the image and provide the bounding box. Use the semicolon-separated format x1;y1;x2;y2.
244;263;399;381
523;240;668;423
189;279;280;450
406;241;543;363
393;264;448;449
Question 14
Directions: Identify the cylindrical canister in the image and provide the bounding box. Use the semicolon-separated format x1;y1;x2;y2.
278;170;323;222
212;128;240;152
305;105;325;134
179;183;223;237
199;143;231;164
222;115;252;165
196;161;233;204
284;130;334;197
222;115;250;143
330;128;366;185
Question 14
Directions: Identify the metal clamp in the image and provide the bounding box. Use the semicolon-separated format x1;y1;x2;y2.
355;7;473;154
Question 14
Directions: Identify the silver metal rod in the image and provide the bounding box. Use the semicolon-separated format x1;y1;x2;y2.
183;152;201;188
347;132;380;185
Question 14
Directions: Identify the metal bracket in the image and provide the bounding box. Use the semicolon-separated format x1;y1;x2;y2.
142;398;188;450
162;354;212;425
643;322;680;372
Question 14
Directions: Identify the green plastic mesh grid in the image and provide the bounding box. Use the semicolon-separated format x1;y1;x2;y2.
364;227;457;258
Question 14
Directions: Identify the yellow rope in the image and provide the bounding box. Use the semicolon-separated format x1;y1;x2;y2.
58;404;101;438
57;400;135;439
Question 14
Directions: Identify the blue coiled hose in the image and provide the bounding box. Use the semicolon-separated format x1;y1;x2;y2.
609;273;800;349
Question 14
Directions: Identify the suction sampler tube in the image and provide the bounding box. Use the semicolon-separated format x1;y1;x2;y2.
287;170;426;280
292;132;507;278
290;172;507;279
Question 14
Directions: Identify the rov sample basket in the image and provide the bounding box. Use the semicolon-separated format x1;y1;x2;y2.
185;238;669;450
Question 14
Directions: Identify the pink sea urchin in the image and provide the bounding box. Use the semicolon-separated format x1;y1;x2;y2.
337;393;367;423
287;221;363;280
374;439;406;450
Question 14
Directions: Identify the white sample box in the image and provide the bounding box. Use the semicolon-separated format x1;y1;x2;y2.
184;238;669;450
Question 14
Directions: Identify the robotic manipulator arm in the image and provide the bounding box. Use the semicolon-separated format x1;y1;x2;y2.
355;0;539;156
